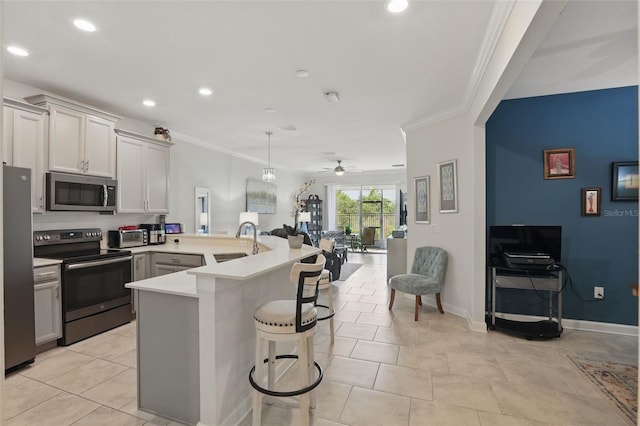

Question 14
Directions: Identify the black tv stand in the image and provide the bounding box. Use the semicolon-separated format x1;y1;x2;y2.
488;267;563;340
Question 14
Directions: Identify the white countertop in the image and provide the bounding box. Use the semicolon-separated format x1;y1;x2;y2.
33;258;63;268
129;270;197;298
126;235;320;297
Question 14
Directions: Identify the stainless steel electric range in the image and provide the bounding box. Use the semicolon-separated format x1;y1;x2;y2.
34;228;133;345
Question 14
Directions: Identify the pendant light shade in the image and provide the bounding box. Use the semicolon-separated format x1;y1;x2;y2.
262;131;276;182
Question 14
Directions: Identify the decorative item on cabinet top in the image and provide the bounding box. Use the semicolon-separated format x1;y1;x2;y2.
154;127;172;142
114;128;175;146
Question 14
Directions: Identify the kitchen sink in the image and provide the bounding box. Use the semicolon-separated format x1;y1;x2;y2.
213;252;249;263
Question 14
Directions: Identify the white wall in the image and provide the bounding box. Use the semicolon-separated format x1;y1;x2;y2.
405;113;477;324
169;141;306;235
403;0;566;331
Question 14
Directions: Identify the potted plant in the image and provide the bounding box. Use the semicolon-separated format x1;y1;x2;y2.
345;224;352;235
283;224;304;248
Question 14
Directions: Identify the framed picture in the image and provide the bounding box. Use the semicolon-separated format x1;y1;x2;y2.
414;176;430;223
543;148;575;179
437;160;458;213
611;161;639;201
581;187;601;216
246;179;277;214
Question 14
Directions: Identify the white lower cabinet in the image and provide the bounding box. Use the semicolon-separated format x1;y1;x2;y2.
151;253;204;277
133;253;149;282
33;265;62;345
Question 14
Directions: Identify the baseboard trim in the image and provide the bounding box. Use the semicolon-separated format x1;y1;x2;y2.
496;312;638;336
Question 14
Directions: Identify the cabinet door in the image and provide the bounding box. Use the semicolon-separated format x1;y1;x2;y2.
48;105;85;174
12;108;47;213
154;264;177;277
133;253;148;281
117;136;146;213
84;115;116;177
146;143;170;213
34;280;62;345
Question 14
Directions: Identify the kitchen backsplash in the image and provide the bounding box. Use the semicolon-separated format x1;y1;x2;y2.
33;212;161;235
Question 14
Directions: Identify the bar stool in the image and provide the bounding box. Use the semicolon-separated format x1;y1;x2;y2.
249;254;326;426
317;238;337;343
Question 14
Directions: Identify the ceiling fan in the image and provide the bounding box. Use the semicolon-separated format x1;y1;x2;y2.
319;160;362;175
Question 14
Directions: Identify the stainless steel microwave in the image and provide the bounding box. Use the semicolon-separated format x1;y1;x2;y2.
46;172;117;212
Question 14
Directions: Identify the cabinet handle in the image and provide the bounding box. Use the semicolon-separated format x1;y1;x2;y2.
40;196;44;209
85;160;89;172
55;286;60;299
80;160;85;171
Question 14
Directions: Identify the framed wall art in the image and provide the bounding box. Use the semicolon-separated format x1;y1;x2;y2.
543;148;575;179
414;176;430;223
581;187;601;216
437;160;458;213
246;179;277;214
611;161;638;201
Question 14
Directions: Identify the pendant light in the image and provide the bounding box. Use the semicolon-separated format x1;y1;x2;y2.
262;131;276;182
334;160;345;176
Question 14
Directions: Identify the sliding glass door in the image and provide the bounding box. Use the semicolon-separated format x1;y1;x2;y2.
335;185;397;247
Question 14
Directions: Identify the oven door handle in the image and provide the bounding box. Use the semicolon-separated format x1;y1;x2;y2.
66;256;132;271
103;184;108;208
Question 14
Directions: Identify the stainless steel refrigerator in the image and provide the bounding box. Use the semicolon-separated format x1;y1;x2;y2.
3;165;35;371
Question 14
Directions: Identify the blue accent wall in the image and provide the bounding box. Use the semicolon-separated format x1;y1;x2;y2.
486;86;638;326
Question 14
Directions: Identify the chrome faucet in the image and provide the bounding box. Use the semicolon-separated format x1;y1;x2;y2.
235;221;259;255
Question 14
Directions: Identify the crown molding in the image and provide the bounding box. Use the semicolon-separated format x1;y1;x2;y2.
402;0;516;132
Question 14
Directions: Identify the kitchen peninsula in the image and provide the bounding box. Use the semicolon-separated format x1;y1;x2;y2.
126;235;320;426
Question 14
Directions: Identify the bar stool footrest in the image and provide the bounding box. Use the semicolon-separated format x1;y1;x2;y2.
249;354;323;398
315;303;336;321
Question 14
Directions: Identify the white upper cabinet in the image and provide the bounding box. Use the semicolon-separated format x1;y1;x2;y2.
3;98;48;213
116;129;172;214
25;94;120;178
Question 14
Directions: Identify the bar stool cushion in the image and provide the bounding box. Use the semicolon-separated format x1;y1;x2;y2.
254;301;317;334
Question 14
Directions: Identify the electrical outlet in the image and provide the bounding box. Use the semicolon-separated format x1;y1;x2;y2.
594;286;604;299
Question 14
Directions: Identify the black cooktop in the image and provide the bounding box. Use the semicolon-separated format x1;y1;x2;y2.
37;248;131;263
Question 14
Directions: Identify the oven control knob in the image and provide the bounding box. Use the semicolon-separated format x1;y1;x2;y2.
88;232;94;237
44;235;50;240
35;236;41;241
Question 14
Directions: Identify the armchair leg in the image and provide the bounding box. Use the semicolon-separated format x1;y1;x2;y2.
389;289;396;310
414;296;420;321
436;293;444;314
418;296;422;306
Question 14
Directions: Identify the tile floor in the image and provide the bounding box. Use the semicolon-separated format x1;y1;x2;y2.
4;252;637;426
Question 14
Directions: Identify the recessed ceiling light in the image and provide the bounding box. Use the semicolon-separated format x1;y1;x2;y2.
387;0;408;13
264;107;275;113
199;87;213;96
7;46;29;57
73;19;97;32
295;69;310;78
142;99;156;107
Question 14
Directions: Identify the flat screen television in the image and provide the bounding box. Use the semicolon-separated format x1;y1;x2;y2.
488;225;562;268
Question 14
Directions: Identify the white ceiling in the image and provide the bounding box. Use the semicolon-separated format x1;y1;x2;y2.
2;1;637;175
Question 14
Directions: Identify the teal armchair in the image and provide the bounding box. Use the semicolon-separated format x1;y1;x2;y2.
388;246;448;321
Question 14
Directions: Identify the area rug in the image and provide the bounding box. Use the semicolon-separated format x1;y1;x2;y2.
336;263;362;281
568;355;637;423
